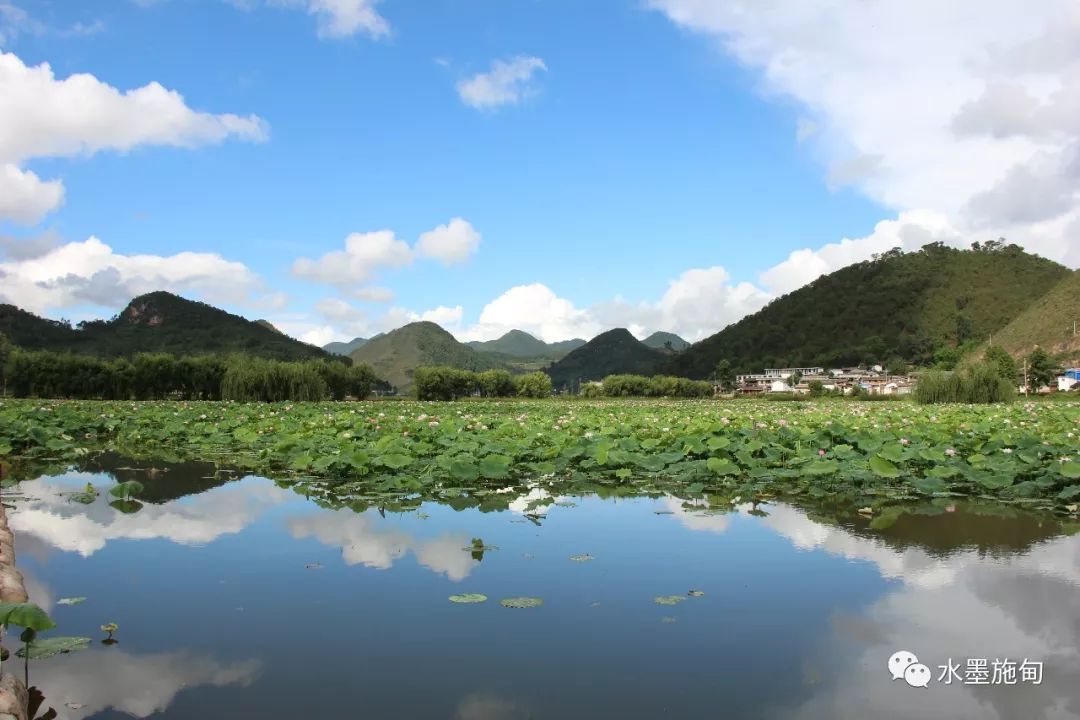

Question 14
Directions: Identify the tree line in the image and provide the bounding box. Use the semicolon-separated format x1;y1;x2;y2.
413;367;553;400
580;374;715;398
914;345;1067;404
0;334;377;401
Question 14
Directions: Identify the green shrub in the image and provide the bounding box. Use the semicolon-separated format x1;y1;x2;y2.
580;383;603;398
914;362;1014;404
515;372;553;398
477;369;515;398
413;367;476;401
603;374;651;397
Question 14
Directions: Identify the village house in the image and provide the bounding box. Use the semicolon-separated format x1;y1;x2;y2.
1058;369;1080;392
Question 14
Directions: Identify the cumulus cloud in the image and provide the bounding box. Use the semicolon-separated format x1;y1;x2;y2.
456;56;547;110
292;230;412;286
292;219;480;289
270;0;389;38
461;283;598;343
0;163;64;224
647;0;1080;274
0;50;266;224
415;217;482;264
458;267;771;344
0;236;273;315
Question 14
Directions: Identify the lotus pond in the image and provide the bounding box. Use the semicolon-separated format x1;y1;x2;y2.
1;399;1080;718
3;399;1080;510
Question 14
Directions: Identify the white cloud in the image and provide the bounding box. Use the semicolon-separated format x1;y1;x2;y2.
0;50;267;224
415;217;482;265
269;0;389;38
461;283;599;342
292;230;412;286
292;219;480;289
354;285;394;302
0;51;267;164
459;268;771;344
0;2;42;45
0;235;273;315
648;0;1080;275
456;56;547;110
0;163;64;224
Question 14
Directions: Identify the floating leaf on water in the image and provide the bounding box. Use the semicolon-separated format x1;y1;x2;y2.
590;601;601;608
16;636;91;659
108;480;145;499
500;597;543;609
56;597;86;606
654;511;674;515
569;554;595;562
68;492;96;504
661;616;677;624
304;562;322;569
654;595;686;606
857;507;874;515
0;602;56;631
687;590;705;597
448;594;487;604
108;499;143;514
554;501;577;508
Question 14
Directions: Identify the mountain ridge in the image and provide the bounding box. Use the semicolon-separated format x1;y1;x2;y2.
0;291;330;361
664;242;1069;378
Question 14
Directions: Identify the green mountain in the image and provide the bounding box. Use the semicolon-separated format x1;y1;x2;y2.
545;328;666;389
0;291;330;361
642;331;690;352
324;337;370;356
971;269;1080;367
349;321;505;392
466;329;586;359
664;242;1069;378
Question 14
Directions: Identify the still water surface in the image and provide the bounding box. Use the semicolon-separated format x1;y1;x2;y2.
5;457;1080;719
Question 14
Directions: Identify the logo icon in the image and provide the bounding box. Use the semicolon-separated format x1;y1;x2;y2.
904;663;932;688
888;650;919;681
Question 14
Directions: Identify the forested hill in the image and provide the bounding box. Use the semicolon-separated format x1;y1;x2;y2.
466;329;586;358
642;331;690;352
0;291;330;361
349;321;506;391
969;269;1080;366
545;328;666;390
664;242;1069;377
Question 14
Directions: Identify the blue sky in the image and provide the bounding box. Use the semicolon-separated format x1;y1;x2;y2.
1;1;1077;345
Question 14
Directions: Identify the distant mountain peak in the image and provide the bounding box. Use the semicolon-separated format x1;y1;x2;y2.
546;327;665;389
642;331;690;352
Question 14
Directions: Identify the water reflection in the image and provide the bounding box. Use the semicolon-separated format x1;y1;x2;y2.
9;472;291;556
27;650;260;720
5;459;1078;719
288;510;479;580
